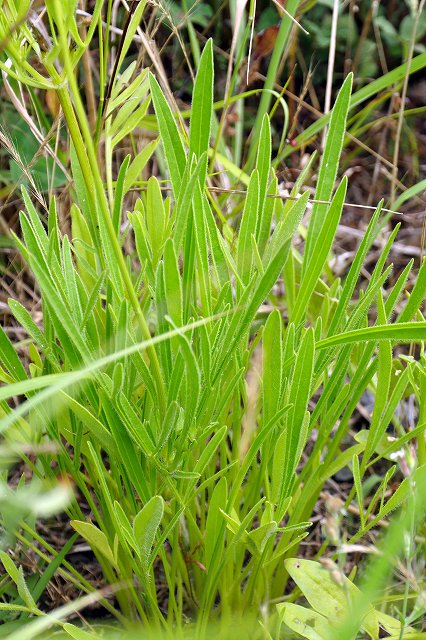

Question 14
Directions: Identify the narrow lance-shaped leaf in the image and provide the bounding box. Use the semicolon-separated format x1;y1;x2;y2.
236;169;260;287
133;495;164;569
263;309;283;427
147;176;166;266
149;73;186;198
255;114;272;241
362;292;392;467
189;38;213;184
280;329;315;500
303;74;353;270
292;177;348;326
204;477;227;571
397;256;426;323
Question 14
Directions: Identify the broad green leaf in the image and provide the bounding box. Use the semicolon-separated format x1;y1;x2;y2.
156;400;181;451
70;521;115;566
284;558;379;639
376;612;417;637
192;183;212;315
133;495;164;568
114;501;138;553
0;550;20;583
263;190;310;265
277;602;329;640
60;391;118;456
258;174;277;255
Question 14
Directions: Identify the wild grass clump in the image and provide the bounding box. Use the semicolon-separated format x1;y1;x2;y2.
0;2;425;639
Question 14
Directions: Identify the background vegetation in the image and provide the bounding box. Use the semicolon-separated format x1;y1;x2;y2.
0;1;425;638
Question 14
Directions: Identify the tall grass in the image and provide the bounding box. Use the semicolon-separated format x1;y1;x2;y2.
0;2;425;639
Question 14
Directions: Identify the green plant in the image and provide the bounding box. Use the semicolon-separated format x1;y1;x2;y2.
0;2;425;639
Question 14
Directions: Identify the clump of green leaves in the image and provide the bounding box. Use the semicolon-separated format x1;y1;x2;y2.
0;2;425;639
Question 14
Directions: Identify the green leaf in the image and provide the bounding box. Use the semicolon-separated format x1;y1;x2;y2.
293;177;347;326
173;153;207;251
115;0;147;72
112;155;130;235
133;495;164;568
0;323;28;382
237;169;260;286
123;139;159;195
255;114;272;242
304;74;353;267
112;97;150;148
277;602;329;640
262;309;283;426
247;521;277;554
284;558;379;639
149;73;186;197
317;322;426;349
363;294;392;464
70;521;115;566
193;425;227;475
147;176;166;265
163;238;183;325
280;329;315;499
204;477;227;571
16;566;37;611
397;257;426;323
63;623;99;640
189;38;213;177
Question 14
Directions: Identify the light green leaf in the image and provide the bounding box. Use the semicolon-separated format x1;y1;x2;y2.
70;521;115;566
123;139;158;195
63;623;99;640
284;558;379;639
190;38;213;175
304;74;353;267
277;602;330;640
149;73;186;197
204;477;227;571
133;495;164;568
